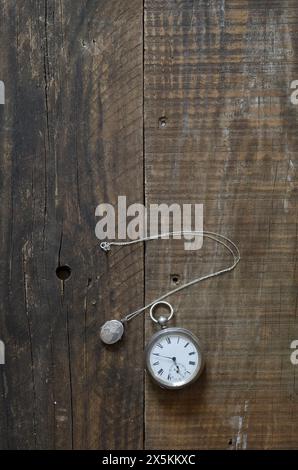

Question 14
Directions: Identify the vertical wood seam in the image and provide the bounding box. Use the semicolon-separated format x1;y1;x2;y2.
142;0;146;451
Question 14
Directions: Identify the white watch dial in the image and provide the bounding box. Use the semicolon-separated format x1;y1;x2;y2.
146;329;204;389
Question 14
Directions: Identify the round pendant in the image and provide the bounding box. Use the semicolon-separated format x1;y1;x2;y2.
145;327;205;389
100;320;124;344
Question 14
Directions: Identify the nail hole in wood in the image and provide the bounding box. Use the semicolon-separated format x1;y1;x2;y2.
56;265;71;281
171;274;180;285
158;116;167;128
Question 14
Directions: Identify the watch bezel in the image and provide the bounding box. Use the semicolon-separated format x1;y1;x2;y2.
145;327;205;390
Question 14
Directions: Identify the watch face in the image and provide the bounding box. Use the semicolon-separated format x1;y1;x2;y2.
145;327;205;389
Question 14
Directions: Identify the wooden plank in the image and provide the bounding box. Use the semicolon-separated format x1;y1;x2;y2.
0;0;143;449
144;0;298;449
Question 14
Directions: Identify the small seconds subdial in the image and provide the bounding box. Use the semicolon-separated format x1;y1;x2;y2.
169;363;187;381
146;329;204;389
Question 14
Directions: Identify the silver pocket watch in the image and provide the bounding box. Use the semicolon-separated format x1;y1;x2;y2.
100;301;205;390
145;301;205;389
99;231;240;391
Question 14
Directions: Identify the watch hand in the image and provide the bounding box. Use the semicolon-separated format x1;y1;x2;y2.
171;357;180;372
154;354;175;360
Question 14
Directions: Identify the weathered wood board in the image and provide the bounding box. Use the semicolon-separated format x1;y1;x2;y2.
0;0;298;450
0;0;144;449
144;0;298;450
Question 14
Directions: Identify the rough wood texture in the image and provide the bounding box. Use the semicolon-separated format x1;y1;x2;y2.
1;0;298;451
0;0;143;449
144;0;298;450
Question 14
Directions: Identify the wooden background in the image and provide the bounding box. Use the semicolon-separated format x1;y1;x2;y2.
0;0;298;450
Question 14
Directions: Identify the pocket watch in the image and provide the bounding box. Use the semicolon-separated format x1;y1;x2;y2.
145;301;205;389
99;231;240;391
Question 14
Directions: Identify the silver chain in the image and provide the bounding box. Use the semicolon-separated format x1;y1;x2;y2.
100;231;240;323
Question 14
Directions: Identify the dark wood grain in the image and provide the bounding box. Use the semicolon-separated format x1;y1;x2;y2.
0;0;143;449
1;0;298;451
144;0;298;450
